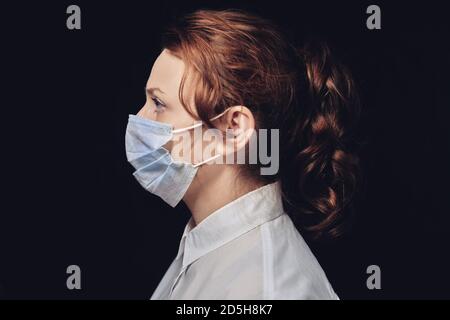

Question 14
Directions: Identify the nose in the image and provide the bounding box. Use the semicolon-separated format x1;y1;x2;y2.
137;104;156;121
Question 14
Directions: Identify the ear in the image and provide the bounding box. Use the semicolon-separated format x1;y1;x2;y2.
215;105;256;155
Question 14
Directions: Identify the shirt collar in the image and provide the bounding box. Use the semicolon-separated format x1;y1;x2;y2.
176;180;285;269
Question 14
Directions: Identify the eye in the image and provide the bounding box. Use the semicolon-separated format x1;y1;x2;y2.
151;97;166;113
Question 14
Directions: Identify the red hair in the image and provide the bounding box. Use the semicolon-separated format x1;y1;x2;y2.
161;9;361;240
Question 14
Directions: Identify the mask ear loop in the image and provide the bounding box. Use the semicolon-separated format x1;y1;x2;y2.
209;108;232;121
172;107;232;133
192;153;222;168
192;108;233;167
173;108;233;166
172;121;203;134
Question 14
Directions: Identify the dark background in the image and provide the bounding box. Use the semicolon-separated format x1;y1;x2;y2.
1;1;449;299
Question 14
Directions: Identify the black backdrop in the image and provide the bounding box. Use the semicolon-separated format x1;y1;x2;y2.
1;1;449;299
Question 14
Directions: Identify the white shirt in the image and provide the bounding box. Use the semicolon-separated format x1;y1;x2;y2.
150;181;339;300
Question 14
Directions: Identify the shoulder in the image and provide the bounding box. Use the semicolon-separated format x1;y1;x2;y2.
258;213;339;299
189;213;339;300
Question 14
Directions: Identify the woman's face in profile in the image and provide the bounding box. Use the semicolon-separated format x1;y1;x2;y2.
136;49;225;167
137;48;198;129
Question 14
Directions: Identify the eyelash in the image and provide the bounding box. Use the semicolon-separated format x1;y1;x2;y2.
151;97;166;112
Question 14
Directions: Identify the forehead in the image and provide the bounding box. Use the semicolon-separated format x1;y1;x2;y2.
147;49;185;94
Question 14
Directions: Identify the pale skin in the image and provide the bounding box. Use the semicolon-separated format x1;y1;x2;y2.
136;49;265;226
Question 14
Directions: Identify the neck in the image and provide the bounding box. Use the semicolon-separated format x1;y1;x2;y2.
183;166;265;226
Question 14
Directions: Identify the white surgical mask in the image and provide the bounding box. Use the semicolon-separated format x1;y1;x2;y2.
125;109;228;207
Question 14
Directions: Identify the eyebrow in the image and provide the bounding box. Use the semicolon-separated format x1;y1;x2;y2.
145;87;166;96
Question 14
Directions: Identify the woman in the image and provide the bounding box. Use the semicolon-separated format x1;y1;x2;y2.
125;9;360;299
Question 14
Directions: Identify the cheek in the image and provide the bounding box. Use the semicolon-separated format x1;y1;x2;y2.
202;130;225;155
166;132;193;163
168;131;210;164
